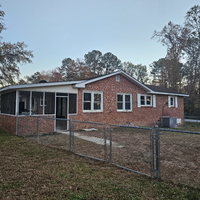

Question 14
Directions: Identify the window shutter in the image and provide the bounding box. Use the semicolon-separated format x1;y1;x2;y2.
175;96;178;108
168;96;171;108
153;95;156;107
137;93;141;108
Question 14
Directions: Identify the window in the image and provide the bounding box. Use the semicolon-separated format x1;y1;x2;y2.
140;95;152;106
170;97;174;107
168;96;177;108
117;94;132;111
83;91;103;112
40;97;47;106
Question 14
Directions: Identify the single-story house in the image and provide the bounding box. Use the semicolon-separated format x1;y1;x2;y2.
0;70;189;135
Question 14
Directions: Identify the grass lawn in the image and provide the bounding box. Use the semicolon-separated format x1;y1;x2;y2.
0;128;200;200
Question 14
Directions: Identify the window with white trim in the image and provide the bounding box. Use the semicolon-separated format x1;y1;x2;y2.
140;95;152;106
117;93;132;111
170;96;175;107
83;91;103;112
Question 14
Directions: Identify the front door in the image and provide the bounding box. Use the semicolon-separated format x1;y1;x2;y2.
56;97;68;130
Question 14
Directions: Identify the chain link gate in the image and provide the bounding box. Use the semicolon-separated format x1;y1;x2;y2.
109;124;159;177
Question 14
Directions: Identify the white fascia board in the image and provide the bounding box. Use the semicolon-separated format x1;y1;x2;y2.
120;71;153;92
147;91;189;97
74;71;122;88
74;70;153;93
0;81;82;93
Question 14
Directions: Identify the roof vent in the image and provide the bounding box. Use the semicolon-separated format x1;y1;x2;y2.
39;80;47;83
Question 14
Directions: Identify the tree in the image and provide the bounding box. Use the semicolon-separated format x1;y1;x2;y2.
101;52;122;74
26;72;41;83
84;50;103;76
152;5;200;115
0;6;33;86
58;58;74;81
149;58;167;85
123;62;149;84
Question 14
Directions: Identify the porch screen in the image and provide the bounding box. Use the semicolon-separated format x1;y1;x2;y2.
19;91;30;115
31;92;43;115
1;92;16;115
45;92;55;114
69;94;77;114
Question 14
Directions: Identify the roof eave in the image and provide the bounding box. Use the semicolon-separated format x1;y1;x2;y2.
147;91;189;97
0;81;83;93
74;70;153;92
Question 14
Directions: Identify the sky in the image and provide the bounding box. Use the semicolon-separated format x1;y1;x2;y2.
1;0;200;79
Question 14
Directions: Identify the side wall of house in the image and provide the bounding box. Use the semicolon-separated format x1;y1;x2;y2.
69;75;184;127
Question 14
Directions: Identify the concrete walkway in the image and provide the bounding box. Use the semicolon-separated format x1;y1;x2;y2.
58;131;124;148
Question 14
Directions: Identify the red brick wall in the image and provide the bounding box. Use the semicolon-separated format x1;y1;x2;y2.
0;114;16;135
17;115;55;135
0;114;55;135
69;75;184;127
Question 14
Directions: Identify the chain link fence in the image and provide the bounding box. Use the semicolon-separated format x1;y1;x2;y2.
72;120;107;161
159;128;200;188
109;124;152;177
17;116;71;150
15;115;200;188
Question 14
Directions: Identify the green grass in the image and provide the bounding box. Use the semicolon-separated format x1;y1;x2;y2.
0;128;199;199
183;122;200;132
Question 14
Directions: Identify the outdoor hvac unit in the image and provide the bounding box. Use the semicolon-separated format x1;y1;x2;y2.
161;117;177;128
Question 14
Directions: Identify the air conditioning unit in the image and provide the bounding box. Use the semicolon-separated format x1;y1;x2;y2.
161;117;177;128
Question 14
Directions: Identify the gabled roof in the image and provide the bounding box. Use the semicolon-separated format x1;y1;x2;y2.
0;70;189;97
74;70;189;97
74;70;153;92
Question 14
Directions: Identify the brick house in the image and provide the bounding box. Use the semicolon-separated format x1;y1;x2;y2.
0;70;188;135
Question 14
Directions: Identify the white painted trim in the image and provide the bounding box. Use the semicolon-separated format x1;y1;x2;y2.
153;95;156;108
168;96;171;108
43;92;45;115
175;96;178;108
83;90;103;112
75;71;153;92
137;93;141;108
15;90;19;115
148;91;189;97
30;91;32;115
0;81;82;93
140;94;153;107
117;93;132;112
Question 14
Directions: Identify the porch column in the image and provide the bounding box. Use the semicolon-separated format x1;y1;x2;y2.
15;90;19;115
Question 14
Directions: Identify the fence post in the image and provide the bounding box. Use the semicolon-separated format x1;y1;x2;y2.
150;127;155;178
16;115;18;136
72;119;74;152
109;124;112;164
104;123;107;161
69;118;72;152
155;125;160;179
37;116;39;143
